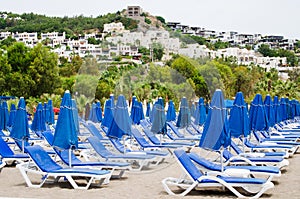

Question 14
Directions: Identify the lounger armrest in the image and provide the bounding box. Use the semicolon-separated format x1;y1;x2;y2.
225;156;256;166
239;152;265;158
223;168;250;177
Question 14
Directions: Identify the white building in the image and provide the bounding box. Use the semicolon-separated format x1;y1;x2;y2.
103;22;128;34
0;31;12;40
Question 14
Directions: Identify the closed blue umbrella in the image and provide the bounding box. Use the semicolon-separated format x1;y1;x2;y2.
229;92;250;138
176;97;191;128
52;90;78;166
0;101;9;130
166;100;176;122
110;94;115;108
47;99;55;124
249;94;269;131
151;97;167;135
89;103;99;123
31;102;46;133
107;95;131;139
264;95;275;127
7;104;16;127
102;99;114;128
273;96;281;124
199;89;230;150
43;102;50;125
96;101;102;122
279;98;287;122
146;102;151;117
194;97;207;126
199;89;230;171
130;98;139;124
190;103;195;117
72;99;80;135
10;97;30;152
130;100;144;125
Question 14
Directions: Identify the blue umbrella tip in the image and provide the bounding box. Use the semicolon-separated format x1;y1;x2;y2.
65;90;70;93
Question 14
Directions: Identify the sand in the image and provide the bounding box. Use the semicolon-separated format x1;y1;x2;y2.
0;149;299;199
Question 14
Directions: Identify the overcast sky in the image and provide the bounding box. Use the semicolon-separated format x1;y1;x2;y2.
2;0;300;39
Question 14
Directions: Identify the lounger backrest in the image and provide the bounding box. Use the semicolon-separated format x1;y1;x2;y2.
188;152;221;171
143;128;160;144
131;128;150;146
86;124;105;140
230;141;243;154
87;136;113;158
0;137;14;156
222;149;234;160
25;145;62;172
174;150;202;181
167;122;184;138
110;138;128;153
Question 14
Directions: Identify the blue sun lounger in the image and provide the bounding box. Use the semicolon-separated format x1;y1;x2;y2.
0;137;29;165
87;136;157;171
42;131;130;179
188;152;281;181
162;149;274;198
222;149;289;170
17;145;111;189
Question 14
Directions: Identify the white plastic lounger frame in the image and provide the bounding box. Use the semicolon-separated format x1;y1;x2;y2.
162;150;274;198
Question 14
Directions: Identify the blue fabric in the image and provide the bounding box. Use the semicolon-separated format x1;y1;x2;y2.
72;99;80;135
43;102;50;124
110;94;115;108
102;99;114;128
31;102;46;132
249;94;269;131
194;97;206;126
130;98;140;124
106;95;132;139
52;91;78;150
166;100;176;122
10;97;30;140
47;99;55;124
190;103;195;117
176;97;191;128
279;98;287;121
151;98;167;134
264;95;275;127
199;89;230;150
273;96;281;123
225;99;234;108
146;102;151;117
229;92;250;138
89;103;99;123
0;101;9;130
7;104;16;127
96;101;102;122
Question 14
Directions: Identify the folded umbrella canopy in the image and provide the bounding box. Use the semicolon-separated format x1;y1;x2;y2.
31;102;46;133
273;96;281;124
102;99;114;128
106;95;132;139
10;97;30;152
166;100;176;122
151;97;167;135
176;97;191;128
52;90;78;167
0;101;9;130
194;97;206;126
249;94;269;132
229;92;250;138
47;99;55;125
264;95;275;128
7;104;16;127
89;103;99;123
96;101;102;122
199;89;230;171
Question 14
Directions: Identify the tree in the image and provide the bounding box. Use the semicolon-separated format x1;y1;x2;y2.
152;43;164;61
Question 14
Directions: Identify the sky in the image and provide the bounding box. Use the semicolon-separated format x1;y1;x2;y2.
1;0;300;39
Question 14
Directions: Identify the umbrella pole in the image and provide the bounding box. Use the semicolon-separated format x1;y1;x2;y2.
22;139;24;153
69;149;72;167
123;136;126;154
160;134;162;145
242;136;245;154
220;148;224;172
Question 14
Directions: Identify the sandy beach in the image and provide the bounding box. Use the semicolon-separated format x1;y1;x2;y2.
0;148;299;199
